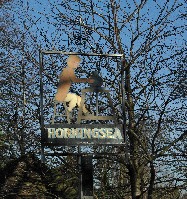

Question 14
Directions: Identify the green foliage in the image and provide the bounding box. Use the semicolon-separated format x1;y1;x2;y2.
153;186;181;199
47;157;79;199
0;127;9;169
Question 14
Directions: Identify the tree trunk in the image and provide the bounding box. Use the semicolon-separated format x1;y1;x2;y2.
124;61;142;199
128;159;142;199
148;162;155;199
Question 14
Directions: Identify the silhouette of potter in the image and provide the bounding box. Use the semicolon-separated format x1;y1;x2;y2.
55;55;93;114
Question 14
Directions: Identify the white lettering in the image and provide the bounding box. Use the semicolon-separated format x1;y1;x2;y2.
76;129;83;138
47;128;123;140
106;128;114;138
83;128;91;138
55;128;63;138
48;128;55;138
68;128;75;138
92;129;99;138
114;128;123;139
63;128;70;138
99;128;106;139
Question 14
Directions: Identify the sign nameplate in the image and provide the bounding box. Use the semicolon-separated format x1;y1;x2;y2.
43;124;124;145
48;127;122;139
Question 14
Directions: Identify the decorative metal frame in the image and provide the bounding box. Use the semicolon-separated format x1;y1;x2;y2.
39;50;126;199
39;50;126;146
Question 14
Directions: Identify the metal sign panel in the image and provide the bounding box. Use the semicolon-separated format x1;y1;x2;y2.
43;124;124;146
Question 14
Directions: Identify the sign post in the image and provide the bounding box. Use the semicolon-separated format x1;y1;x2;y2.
39;51;126;199
81;156;93;199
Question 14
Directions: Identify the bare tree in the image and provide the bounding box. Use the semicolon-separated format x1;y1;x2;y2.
42;1;186;198
1;1;42;157
1;0;186;198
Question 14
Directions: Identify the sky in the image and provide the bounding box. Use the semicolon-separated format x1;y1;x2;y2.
2;1;186;191
3;0;186;121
